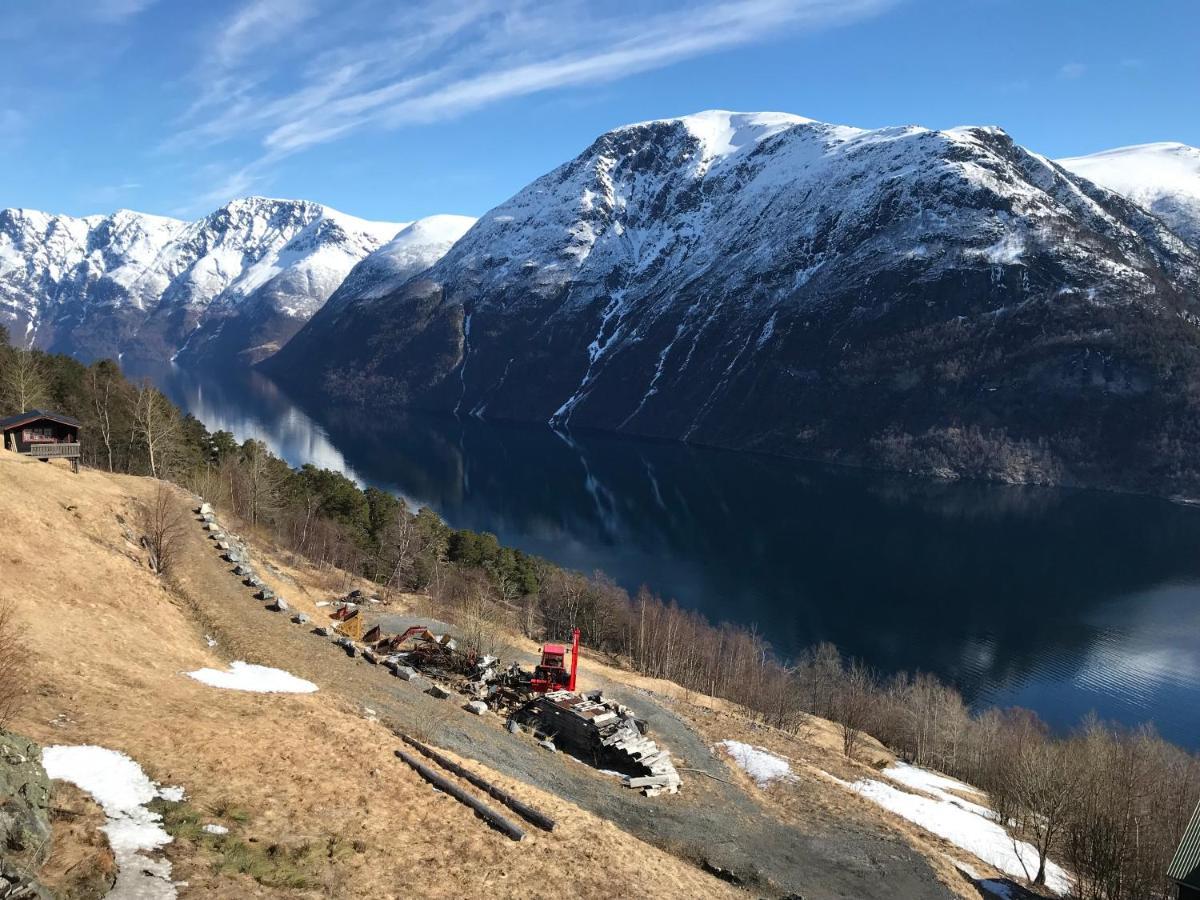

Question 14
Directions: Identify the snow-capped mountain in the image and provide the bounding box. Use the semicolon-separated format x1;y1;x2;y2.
1058;142;1200;248
0;197;409;365
320;214;477;314
272;213;477;371
269;110;1200;493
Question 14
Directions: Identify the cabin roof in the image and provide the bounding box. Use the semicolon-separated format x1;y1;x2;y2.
0;409;81;431
1170;800;1200;888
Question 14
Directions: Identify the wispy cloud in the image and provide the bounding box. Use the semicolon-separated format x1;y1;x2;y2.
1059;61;1087;80
80;180;143;207
173;0;895;207
214;0;318;68
90;0;159;23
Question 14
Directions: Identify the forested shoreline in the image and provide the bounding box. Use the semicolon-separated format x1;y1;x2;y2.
2;327;1197;899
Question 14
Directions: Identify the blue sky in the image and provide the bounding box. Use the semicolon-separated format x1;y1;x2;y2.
1;0;1196;223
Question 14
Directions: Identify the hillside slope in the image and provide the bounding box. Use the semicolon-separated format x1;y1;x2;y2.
266;110;1200;495
0;453;1028;898
0;453;743;899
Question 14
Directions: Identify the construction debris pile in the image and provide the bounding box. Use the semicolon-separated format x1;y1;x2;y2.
517;691;682;796
193;500;681;797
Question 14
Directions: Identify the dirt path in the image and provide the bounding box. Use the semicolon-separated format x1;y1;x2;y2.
173;516;956;900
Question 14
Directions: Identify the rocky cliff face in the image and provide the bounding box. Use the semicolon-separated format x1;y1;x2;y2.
0;197;405;366
267;110;1200;493
0;730;52;898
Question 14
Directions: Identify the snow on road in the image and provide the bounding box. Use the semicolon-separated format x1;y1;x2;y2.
836;763;1071;894
42;744;181;900
185;661;317;693
717;740;792;786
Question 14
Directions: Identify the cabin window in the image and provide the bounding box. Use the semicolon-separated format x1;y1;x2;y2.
22;426;55;442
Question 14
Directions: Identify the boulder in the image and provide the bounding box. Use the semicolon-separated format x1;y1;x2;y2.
245;577;264;589
292;613;310;625
425;684;452;700
0;730;52;885
197;502;213;516
216;540;230;551
392;665;420;681
464;701;489;716
257;588;275;601
206;522;221;532
362;650;378;665
270;598;289;612
312;626;333;637
538;739;557;753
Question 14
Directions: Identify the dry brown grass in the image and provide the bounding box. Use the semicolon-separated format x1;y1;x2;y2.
40;781;117;898
0;595;27;728
0;453;737;899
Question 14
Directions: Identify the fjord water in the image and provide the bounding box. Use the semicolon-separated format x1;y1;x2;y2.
143;364;1200;749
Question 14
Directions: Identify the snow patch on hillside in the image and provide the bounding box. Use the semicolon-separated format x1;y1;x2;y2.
717;740;792;786
836;763;1072;894
42;744;181;899
185;661;318;693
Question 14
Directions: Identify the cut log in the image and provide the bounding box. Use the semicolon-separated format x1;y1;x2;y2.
394;749;525;841
400;735;556;832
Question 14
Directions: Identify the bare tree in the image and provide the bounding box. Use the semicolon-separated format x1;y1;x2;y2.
516;590;540;639
379;503;421;589
441;569;503;660
86;361;123;471
132;380;179;478
832;660;876;759
0;597;28;727
0;348;49;415
993;734;1079;886
139;482;186;579
239;439;285;528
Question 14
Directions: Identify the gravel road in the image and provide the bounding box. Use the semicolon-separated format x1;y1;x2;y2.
178;529;955;900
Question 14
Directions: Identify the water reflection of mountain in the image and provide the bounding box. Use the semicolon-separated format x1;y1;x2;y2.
126;362;362;479
144;364;1200;747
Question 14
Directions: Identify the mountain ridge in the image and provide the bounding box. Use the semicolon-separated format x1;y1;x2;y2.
265;110;1200;494
0;197;469;366
1058;141;1200;248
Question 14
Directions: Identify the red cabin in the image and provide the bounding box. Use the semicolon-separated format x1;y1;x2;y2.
1;409;81;472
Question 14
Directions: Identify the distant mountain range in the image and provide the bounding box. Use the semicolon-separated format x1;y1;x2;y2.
0;197;474;365
8;111;1200;492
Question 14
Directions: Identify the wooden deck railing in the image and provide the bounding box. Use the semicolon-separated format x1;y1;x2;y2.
29;442;81;459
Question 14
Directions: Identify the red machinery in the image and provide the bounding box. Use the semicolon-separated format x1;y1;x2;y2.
530;627;580;693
